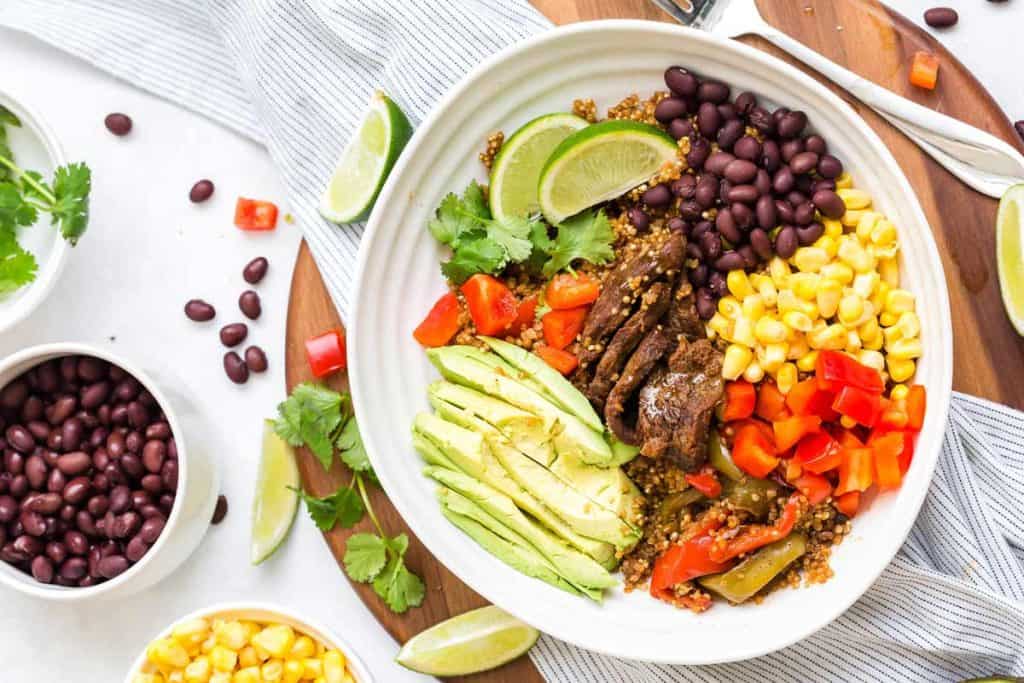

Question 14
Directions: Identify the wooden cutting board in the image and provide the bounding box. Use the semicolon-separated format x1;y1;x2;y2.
284;2;1024;680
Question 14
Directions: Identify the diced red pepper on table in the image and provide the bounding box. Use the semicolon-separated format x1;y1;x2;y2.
234;197;279;231
305;329;346;378
909;51;939;90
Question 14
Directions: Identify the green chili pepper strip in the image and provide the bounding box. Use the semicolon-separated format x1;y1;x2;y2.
697;533;808;604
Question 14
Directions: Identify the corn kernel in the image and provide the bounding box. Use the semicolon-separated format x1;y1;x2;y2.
252;626;295;660
168;673;184;683
238;646;260;669
741;294;765;322
896;311;921;339
883;324;904;346
838;188;872;210
855;211;881;243
215;622;249;651
756;277;778;307
838;294;864;327
782;310;813;332
890;384;910;401
210;674;231;683
879;257;900;287
870;219;897;247
184;657;211;683
323;651;346;683
718;295;741;319
838;237;876;273
707;312;733;340
302;660;323;679
210;647;237;672
820;262;854;286
289;636;317;660
888;357;916;383
845;330;862;352
149;640;191;669
885;288;916;314
888;337;923;360
816;280;842;319
857;350;885;372
823;218;843;238
755;316;788;344
742;359;765;383
262;660;284;682
841;209;866;227
835;171;854;189
863;332;884;350
722;344;753;380
727;270;754;298
283;661;304;683
808;323;847;350
761;343;788;372
858;317;881;343
790;273;822;300
732;316;757;347
787;336;809;359
793;247;829;273
232;667;260;683
775;363;799;394
851;272;879;299
840;415;858;429
796;350;819;373
134;675;165;683
769;256;791;286
173;620;211;650
813;235;839;259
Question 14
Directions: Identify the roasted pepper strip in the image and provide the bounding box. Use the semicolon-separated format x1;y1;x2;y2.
699;534;808;603
650;514;732;602
708;493;803;563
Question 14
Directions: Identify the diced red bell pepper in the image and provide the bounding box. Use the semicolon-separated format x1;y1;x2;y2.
833;385;882;427
650;515;731;602
731;423;779;478
722;381;757;422
684;467;722;498
461;274;518;336
708;494;803;563
542;306;588;350
505;295;538;337
756;382;788;422
773;415;822;452
794;430;843;474
816;350;884;394
877;399;910;430
786;379;838;421
835;490;860;518
909;51;939;90
234;197;279;231
835;447;874;496
790;471;833;505
834;428;865;450
906;385;927;432
899;432;916;475
305;329;347;378
784;458;802;481
545;273;600;310
412;292;461;347
871;431;904;490
535;346;578;375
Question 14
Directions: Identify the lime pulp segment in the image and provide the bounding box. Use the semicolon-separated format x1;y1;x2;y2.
997;183;1024;335
251;419;301;565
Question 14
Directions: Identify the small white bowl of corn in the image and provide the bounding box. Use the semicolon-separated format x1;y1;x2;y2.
124;602;373;683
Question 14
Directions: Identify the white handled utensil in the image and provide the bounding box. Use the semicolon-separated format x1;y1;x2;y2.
650;0;1024;198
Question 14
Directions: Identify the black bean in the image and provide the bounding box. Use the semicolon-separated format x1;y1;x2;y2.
723;159;758;184
772;167;795;195
749;107;775;136
243;257;269;285
125;431;143;454
754;170;772;197
805;135;828;155
812;179;837;194
749;228;774;260
63;477;92;505
654;97;688;123
774;226;799;258
57;451;92;476
686;137;710;169
77;358;106;383
716;119;744;150
45;541;68;565
60;556;89;580
700;231;722;260
31;555;54;583
628;207;649;231
97;554;129;579
705;151;735;177
760;140;781;172
667;118;693;140
25;455;47;489
21;396;43;422
671;175;696;198
0;495;17;523
733;136;761;163
695;288;717;320
109;486;132;514
104;113;132;136
223;352;249;385
145;422;171;441
924;7;958;27
212;495;229;525
718;179;733;202
9;475;28;498
184;300;216;322
817;154;843;179
708;271;728;297
189;179;215;203
697;102;722;138
679;200;702;222
697;80;730;104
786;191;808;208
80;381;111;410
756;195;778;230
47;396;77;425
715;209;742;244
238;290;262;321
737;245;758;268
726;185;759;205
86;495;109;518
794;202;817;226
219;323;249;348
48;469;66;494
6;426;34;454
689;264;709;288
664;66;699;97
777;111;808;138
21;510;46;536
141;474;163;495
780;138;805;163
161;460;178;492
812;189;846;219
772;107;791;125
126;535;149;562
798;222;825;246
642;184;672;209
731;202;754;229
244;347;268;374
789;151;820;175
714;251;746;272
692;221;713;240
142;440;166;474
734;91;757;115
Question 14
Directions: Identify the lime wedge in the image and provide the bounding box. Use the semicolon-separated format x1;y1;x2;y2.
997;183;1024;336
319;91;412;224
251;419;300;565
489;113;589;221
537;120;678;225
395;605;539;676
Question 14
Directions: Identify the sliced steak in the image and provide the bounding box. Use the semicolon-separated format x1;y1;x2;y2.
635;338;724;471
604;328;674;446
664;284;704;342
586;282;673;409
577;232;686;368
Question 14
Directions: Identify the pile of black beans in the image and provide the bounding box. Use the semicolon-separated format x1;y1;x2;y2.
630;65;848;320
0;356;178;586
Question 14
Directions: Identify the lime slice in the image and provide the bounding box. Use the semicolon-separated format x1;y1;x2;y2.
251;419;301;565
395;605;539;676
537;120;678;225
997;183;1024;336
489;113;589;221
319;91;412;224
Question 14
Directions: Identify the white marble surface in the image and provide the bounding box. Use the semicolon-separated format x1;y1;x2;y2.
0;2;1020;681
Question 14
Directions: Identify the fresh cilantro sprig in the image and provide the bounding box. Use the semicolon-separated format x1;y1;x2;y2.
274;382;424;614
540;208;615;277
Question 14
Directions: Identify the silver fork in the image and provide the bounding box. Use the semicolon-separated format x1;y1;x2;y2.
651;0;1024;198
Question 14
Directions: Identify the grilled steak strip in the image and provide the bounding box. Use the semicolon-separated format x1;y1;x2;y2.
604;328;674;446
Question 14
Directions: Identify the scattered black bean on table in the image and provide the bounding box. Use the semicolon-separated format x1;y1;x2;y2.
243;257;269;285
211;494;228;525
0;356;177;586
238;291;261;320
189;180;215;204
219;323;248;348
244;346;268;373
184;299;216;322
923;7;958;27
103;113;132;137
223;352;249;385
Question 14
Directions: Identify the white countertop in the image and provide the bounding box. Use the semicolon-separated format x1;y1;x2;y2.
0;2;1020;681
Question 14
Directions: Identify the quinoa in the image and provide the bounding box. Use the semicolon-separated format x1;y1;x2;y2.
479;131;504;169
572;98;598;123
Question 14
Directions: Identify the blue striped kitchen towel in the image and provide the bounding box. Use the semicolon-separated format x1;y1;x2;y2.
2;2;1022;681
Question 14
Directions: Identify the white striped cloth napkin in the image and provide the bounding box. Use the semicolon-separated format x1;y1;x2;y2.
3;2;1022;681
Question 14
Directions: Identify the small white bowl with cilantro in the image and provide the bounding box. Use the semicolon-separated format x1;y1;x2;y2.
0;90;91;333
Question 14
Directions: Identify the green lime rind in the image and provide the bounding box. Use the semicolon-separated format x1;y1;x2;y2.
395;605;540;676
997;183;1024;337
319;91;413;224
537;119;678;225
251;419;301;565
488;113;589;221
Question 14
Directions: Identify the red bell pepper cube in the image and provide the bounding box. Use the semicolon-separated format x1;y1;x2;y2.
412;292;461;347
773;415;822;452
684;467;722;498
731;423;779;478
786;379;838;421
505;295;538;337
755;382;788;422
541;306;588;350
832;385;882;427
815;350;884;394
534;346;578;376
835;447;874;496
545;273;600;310
906;385;927;431
305;329;346;378
794;430;843;474
835;491;861;518
234;197;279;231
871;431;904;490
722;381;757;422
460;274;518;336
790;471;833;505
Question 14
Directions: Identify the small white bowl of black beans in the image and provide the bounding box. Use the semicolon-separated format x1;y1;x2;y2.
0;343;218;600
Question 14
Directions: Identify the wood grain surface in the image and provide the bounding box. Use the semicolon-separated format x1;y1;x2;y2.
284;2;1024;680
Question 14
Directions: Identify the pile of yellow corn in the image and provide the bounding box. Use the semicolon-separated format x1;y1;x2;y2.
132;617;355;683
707;175;921;392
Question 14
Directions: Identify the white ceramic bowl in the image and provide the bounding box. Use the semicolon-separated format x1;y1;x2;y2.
0;343;219;601
124;602;375;683
0;90;70;334
349;21;953;664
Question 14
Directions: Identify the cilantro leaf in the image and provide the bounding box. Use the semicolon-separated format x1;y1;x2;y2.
372;551;425;614
385;532;410;557
343;532;389;582
0;106;20;128
274;383;346;470
293;485;365;531
0;231;37;294
440;236;506;284
542;209;615;277
49;163;90;245
333;486;366;528
428;181;491;249
524;220;554;275
336;416;372;473
461;180;491;221
293;488;343;532
485;215;535;263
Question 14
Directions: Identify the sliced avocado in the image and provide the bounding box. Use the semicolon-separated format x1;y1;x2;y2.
425;466;617;592
479;336;603;432
428;383;643;545
411;432;459;470
427;346;614;466
438;495;586;599
414;408;617;568
606;433;640;466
